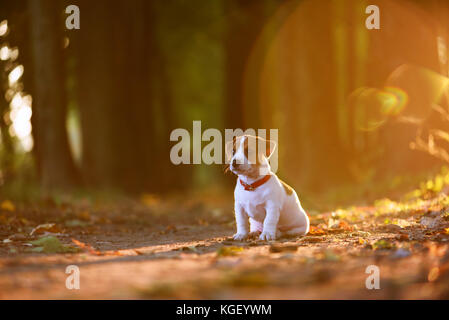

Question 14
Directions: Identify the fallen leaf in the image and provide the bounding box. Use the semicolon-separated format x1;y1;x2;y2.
428;267;440;282
309;226;327;235
72;238;102;255
372;239;396;250
28;236;79;253
140;194;160;207
108;250;125;256
30;223;62;236
396;233;410;241
382;224;402;232
77;211;91;221
394;219;412;228
65;219;88;227
304;236;325;243
224;271;268;287
181;246;198;253
216;246;244;257
337;221;353;231
20;218;30;225
269;245;298;253
0;200;15;212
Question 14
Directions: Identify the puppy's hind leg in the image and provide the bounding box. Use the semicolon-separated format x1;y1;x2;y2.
282;225;309;237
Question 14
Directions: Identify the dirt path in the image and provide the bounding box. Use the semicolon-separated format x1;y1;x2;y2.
1;195;449;299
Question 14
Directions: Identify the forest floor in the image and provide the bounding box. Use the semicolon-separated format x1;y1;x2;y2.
1;189;449;299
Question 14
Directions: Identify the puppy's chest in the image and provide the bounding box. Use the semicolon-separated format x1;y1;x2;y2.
239;199;267;220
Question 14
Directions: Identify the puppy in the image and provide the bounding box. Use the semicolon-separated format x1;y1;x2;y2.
226;135;309;241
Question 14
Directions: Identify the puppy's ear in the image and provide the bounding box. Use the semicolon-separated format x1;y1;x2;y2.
257;137;277;159
225;136;238;163
266;139;277;159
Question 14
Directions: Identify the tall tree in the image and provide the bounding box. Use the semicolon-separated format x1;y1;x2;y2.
28;0;79;190
73;0;119;188
225;0;282;130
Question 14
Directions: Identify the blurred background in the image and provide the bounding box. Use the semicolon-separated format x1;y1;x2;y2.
1;0;449;208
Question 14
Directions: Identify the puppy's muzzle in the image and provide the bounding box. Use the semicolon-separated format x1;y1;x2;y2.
230;159;243;173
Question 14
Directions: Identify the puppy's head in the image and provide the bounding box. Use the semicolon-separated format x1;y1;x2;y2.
225;135;276;178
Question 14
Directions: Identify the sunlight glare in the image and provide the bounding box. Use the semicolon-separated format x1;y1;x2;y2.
12;118;31;139
0;20;7;37
10;93;23;109
8;65;24;85
8;47;18;61
0;46;9;60
437;36;447;66
10;105;32;123
19;135;34;152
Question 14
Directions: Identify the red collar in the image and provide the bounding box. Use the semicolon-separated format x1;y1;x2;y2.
239;175;271;191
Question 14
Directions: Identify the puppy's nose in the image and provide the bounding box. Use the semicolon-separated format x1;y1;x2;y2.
231;159;239;167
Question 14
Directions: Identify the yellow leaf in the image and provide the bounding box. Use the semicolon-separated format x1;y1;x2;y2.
216;246;244;257
373;239;395;250
77;211;91;221
309;226;327;235
428;267;439;282
140;194;160;207
226;271;268;287
1;200;15;212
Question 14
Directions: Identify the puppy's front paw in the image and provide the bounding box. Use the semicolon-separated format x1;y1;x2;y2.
259;231;276;241
233;232;249;241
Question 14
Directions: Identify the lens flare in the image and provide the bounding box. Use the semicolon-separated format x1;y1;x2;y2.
386;64;449;120
381;86;408;115
349;87;387;131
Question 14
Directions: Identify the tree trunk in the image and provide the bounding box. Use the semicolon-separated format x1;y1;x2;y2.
28;0;79;190
225;0;278;130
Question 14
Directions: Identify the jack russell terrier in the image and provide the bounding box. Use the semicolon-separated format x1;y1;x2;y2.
226;135;309;241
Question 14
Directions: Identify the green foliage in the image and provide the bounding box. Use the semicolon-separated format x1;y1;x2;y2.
28;236;80;254
406;166;449;200
372;239;396;250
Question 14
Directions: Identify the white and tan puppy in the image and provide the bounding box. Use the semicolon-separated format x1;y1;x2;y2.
226;135;309;241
